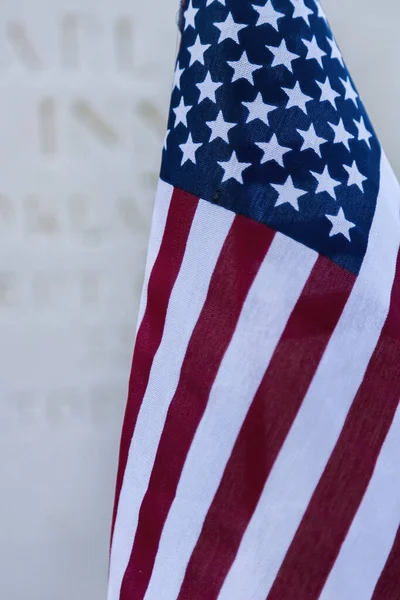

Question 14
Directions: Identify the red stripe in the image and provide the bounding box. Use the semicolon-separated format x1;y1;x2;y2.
177;255;355;600
110;187;198;540
119;216;275;600
267;254;400;600
372;526;400;600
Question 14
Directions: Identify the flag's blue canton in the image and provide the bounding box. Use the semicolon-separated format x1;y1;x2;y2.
161;0;381;275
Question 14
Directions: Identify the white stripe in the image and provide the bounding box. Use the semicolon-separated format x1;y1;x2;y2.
144;234;318;600
136;179;173;330
320;405;400;600
107;199;234;600
218;152;400;600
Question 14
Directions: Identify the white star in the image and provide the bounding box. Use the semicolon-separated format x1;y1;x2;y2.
328;37;345;67
206;110;236;143
242;92;276;124
329;118;354;151
218;151;252;184
252;1;285;30
173;97;192;128
163;129;170;150
292;0;314;26
316;76;341;108
315;1;328;22
297;123;327;157
354;116;373;149
267;39;300;73
256;134;291;167
184;0;199;30
188;35;211;67
311;165;341;199
228;51;261;84
326;207;355;241
282;81;313;114
340;76;358;107
196;72;223;103
179;133;202;165
215;13;247;44
303;35;327;68
173;62;184;91
206;0;225;5
272;175;308;211
343;160;367;192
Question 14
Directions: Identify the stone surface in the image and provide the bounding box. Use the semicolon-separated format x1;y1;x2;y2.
0;1;397;599
0;1;178;598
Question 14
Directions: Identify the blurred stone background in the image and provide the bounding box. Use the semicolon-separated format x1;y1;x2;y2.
0;1;398;599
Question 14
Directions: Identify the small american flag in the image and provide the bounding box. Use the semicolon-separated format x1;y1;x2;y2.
109;1;400;599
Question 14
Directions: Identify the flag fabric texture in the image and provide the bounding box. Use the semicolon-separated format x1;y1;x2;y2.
108;1;400;599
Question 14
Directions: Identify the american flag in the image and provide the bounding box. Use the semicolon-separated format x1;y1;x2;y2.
108;1;400;599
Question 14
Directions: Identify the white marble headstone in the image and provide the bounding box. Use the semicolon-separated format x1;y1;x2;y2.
0;1;397;599
0;1;177;598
